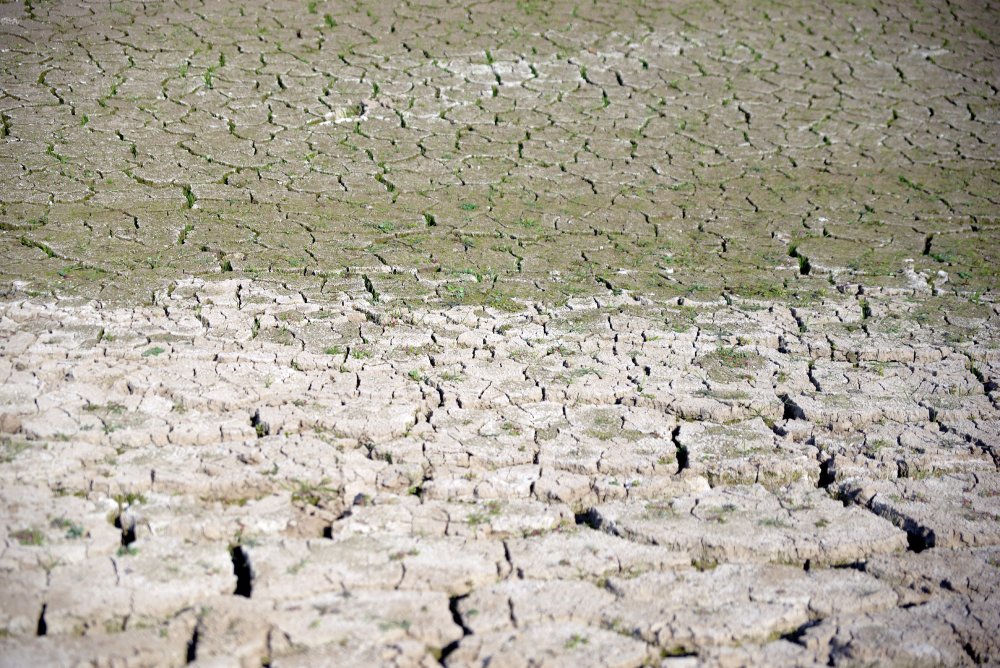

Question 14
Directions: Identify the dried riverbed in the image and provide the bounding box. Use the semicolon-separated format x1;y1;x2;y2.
1;0;998;665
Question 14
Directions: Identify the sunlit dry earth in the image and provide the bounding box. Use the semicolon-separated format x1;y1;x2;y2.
1;0;998;665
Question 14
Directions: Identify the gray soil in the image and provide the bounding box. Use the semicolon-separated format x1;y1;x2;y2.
0;0;998;666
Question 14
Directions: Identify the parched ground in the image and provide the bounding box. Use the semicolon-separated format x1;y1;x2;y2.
0;0;999;666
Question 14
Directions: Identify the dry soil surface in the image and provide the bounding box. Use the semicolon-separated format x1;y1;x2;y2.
1;0;999;666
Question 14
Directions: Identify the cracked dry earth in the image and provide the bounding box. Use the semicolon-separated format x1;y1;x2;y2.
1;0;1000;667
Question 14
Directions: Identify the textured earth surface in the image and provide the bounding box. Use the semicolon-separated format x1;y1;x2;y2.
1;0;999;666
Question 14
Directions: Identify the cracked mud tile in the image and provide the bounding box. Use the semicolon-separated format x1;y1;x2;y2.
837;472;1000;551
0;630;187;668
862;546;1000;607
674;417;820;489
600;564;897;655
794;598;996;667
815;421;995;484
248;534;506;599
504;527;690;581
589;484;908;567
444;621;650;668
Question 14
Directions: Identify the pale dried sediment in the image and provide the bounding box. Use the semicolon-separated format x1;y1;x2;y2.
2;0;1000;662
0;280;997;666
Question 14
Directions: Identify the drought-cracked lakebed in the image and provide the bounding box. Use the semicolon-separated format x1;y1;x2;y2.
1;0;999;666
